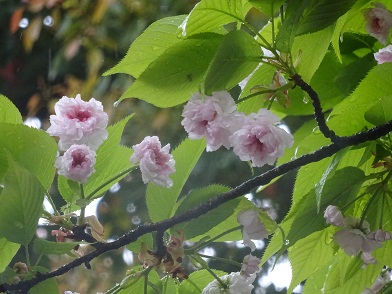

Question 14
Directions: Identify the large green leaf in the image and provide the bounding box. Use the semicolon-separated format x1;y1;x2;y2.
103;16;186;78
294;0;357;36
118;33;223;108
291;25;334;83
30;277;58;294
0;238;20;273
329;63;392;135
179;0;251;37
0;156;45;245
0;123;57;190
146;139;205;223
202;30;261;94
288;228;334;293
0;95;22;124
286;167;366;246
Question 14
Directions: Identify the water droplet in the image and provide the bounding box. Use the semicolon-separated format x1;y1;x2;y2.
151;46;160;51
285;239;290;245
132;216;141;225
302;96;309;104
113;100;120;107
14;221;24;229
127;203;136;213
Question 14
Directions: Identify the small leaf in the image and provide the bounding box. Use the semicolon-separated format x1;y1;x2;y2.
180;0;251;37
104;16;186;78
179;269;227;294
146;139;205;222
203;30;261;94
0;95;23;124
0;156;45;245
364;96;392;126
118;33;223;108
33;239;82;255
29;278;58;294
0;238;20;273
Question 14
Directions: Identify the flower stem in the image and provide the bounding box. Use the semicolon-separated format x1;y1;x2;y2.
188;226;241;252
45;193;60;216
24;245;30;266
79;183;85;225
86;166;136;199
197;253;242;268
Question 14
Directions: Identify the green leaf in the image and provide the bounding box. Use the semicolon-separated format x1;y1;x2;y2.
0;156;45;245
0;238;20;273
288;228;334;293
0;123;57;190
291;25;334;82
171;185;237;239
103;16;186;78
238;64;276;115
202;30;261;94
302;264;330;294
295;0;357;36
33;239;83;255
179;269;227;294
249;0;286;16
286;167;366;247
146;139;205;222
329;63;392;135
179;0;251;37
119;33;223;108
126;233;153;253
315;149;349;213
0;95;22;124
364;96;392;126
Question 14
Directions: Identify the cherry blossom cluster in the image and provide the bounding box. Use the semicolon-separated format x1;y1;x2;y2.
201;272;257;294
47;94;109;183
324;205;392;264
181;91;293;167
364;2;392;64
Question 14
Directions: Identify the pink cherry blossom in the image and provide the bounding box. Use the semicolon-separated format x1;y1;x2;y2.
237;209;268;252
47;94;108;151
202;272;256;294
374;45;392;64
181;91;239;151
241;254;260;277
54;144;96;183
364;2;392;45
324;205;346;227
229;109;293;167
130;136;175;188
367;229;392;242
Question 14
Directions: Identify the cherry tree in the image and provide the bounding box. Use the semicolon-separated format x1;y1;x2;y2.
1;0;392;293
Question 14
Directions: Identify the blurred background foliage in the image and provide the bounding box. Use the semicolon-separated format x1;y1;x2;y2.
0;1;294;293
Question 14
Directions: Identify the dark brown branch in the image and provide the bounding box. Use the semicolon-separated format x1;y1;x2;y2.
2;120;392;293
291;74;340;144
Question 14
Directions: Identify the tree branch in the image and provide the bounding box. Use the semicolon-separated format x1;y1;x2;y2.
291;74;340;144
2;120;391;293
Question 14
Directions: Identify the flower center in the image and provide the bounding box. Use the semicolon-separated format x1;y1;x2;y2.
72;152;86;167
68;109;91;122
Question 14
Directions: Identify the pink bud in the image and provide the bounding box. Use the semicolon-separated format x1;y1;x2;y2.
241;254;260;277
324;205;346;227
363;2;392;45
